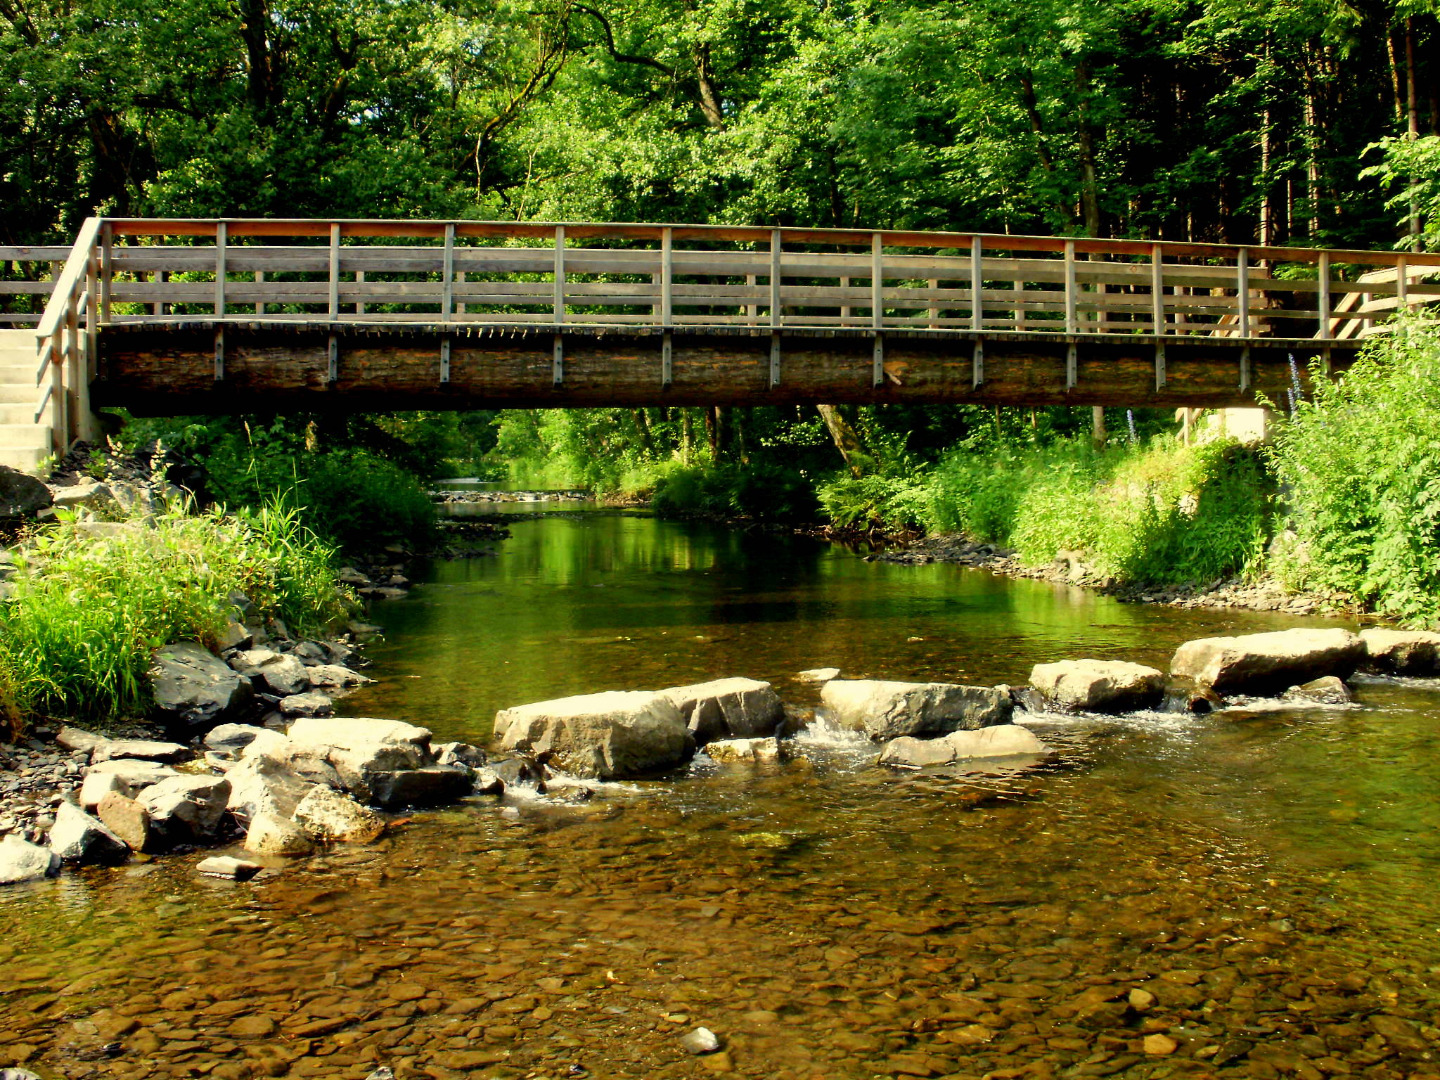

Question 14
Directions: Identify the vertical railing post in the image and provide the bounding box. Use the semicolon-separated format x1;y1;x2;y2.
769;229;782;387
214;221;227;382
1237;247;1251;393
215;221;227;317
661;227;673;388
99;221;113;327
327;222;340;319
1151;243;1166;391
1317;250;1331;339
871;232;884;387
552;224;565;386
971;236;984;389
441;222;456;321
1064;239;1077;390
1396;254;1409;316
152;271;167;318
79;236;98;441
840;276;852;325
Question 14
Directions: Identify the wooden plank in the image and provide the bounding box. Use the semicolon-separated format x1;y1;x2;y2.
441;223;455;321
328;223;340;318
1064;241;1077;334
661;227;673;328
100;222;113;325
554;225;565;325
215;221;228;317
36;217;101;340
1150;244;1164;338
970;236;983;333
871;234;883;328
770;230;782;327
1317;251;1331;339
1237;249;1251;339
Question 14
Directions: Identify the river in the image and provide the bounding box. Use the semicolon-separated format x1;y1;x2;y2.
3;510;1440;1080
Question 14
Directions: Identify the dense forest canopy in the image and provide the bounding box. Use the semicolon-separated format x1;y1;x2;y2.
3;0;1439;249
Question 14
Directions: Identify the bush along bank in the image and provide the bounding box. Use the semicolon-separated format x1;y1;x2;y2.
0;461;423;878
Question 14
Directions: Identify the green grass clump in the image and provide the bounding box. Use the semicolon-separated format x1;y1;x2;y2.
0;502;355;726
1269;323;1440;625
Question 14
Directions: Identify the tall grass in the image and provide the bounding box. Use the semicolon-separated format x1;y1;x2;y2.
0;501;355;726
1269;322;1440;625
814;435;1273;587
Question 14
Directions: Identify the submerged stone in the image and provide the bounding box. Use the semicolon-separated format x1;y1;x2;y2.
877;724;1047;768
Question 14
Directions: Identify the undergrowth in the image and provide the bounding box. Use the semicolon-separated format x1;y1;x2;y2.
1269;322;1440;625
0;501;355;727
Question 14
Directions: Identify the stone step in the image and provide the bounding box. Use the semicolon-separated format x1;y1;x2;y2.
0;443;51;473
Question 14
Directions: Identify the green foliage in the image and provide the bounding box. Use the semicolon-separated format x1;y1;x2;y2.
1361;135;1440;249
815;472;932;531
1269;323;1440;625
651;461;819;522
921;436;1273;586
0;502;355;725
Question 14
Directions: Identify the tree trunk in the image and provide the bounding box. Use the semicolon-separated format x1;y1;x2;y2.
681;409;694;464
1092;406;1107;449
1407;17;1422;249
631;409;656;458
1074;60;1103;237
816;405;866;478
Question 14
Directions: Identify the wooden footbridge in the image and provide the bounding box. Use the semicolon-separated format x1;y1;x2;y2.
1;217;1437;461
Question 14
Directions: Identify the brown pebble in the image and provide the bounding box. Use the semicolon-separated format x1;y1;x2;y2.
1143;1033;1178;1056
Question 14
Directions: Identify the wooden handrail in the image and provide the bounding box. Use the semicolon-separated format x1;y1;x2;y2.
99;217;1440;269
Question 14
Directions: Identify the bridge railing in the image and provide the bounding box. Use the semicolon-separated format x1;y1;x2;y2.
73;219;1438;340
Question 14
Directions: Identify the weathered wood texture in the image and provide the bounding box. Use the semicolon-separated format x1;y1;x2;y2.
96;324;1353;412
22;216;1440;435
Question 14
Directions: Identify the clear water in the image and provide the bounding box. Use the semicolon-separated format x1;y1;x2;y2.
4;514;1440;1080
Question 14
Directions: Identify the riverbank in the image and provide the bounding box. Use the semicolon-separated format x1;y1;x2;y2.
872;533;1358;619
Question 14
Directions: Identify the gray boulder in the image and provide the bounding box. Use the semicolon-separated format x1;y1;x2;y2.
0;465;52;520
225;753;321;826
56;725;106;754
703;737;783;765
243;811;314;856
306;664;374;690
435;742;488;769
1360;629;1440;675
196;856;262;881
878;724;1048;768
368;766;474;809
0;833;61;885
90;737;193;765
136;775;232;842
285;717;433;799
150;642;251;727
293;787;386;843
1171;628;1364;695
80;760;180;810
493;690;694;780
235;649;310;696
1283;676;1353;705
820;679;1012;740
1030;659;1166;713
50;481;111;510
661;677;784;743
48;800;129;865
204;723;268;753
278;691;333;717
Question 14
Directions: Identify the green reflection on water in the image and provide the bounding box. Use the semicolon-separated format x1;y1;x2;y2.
344;514;1314;743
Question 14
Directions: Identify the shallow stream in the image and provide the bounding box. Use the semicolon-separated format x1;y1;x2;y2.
4;512;1440;1080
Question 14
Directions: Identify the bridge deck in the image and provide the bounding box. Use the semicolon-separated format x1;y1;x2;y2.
13;218;1440;446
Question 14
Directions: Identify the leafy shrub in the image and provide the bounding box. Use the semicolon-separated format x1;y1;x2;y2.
652;462;820;521
0;502;355;725
1269;323;1440;625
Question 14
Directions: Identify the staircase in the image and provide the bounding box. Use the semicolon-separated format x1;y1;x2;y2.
0;330;53;473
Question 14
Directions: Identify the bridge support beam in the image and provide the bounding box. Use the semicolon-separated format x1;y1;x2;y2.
92;324;1351;415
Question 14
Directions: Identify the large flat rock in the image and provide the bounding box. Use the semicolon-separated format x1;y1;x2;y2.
1360;629;1440;675
661;677;784;742
1171;628;1364;695
1030;659;1165;713
820;680;1012;741
878;724;1048;767
284;717;434;799
493;690;693;780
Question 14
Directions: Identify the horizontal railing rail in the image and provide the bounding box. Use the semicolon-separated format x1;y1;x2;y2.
0;246;69;327
82;218;1440;342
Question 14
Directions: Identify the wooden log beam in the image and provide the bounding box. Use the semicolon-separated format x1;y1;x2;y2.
93;323;1358;414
